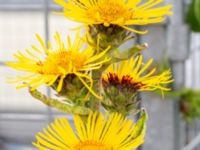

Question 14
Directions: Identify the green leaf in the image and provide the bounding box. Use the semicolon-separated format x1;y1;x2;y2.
194;0;200;24
132;108;148;139
186;0;200;32
110;44;147;63
29;88;92;115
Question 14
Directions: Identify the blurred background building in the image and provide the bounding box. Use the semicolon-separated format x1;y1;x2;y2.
0;0;200;150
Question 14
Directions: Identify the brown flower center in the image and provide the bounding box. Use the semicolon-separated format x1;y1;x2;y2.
103;73;146;90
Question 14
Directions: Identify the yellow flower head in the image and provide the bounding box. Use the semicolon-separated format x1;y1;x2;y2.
6;32;110;98
55;0;173;34
102;55;173;92
33;111;146;150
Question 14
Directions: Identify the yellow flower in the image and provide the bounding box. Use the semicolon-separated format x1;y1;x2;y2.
102;55;173;92
55;0;173;34
33;111;146;150
6;32;110;99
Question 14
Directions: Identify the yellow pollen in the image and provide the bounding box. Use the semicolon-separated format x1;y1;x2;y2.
74;140;113;150
86;2;132;25
36;51;87;75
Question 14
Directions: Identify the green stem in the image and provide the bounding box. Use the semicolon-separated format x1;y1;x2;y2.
88;71;102;111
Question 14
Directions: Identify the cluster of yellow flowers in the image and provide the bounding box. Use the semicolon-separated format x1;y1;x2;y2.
6;0;173;149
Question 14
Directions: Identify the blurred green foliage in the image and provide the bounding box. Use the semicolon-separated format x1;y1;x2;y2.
156;89;200;122
176;89;200;122
186;0;200;32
